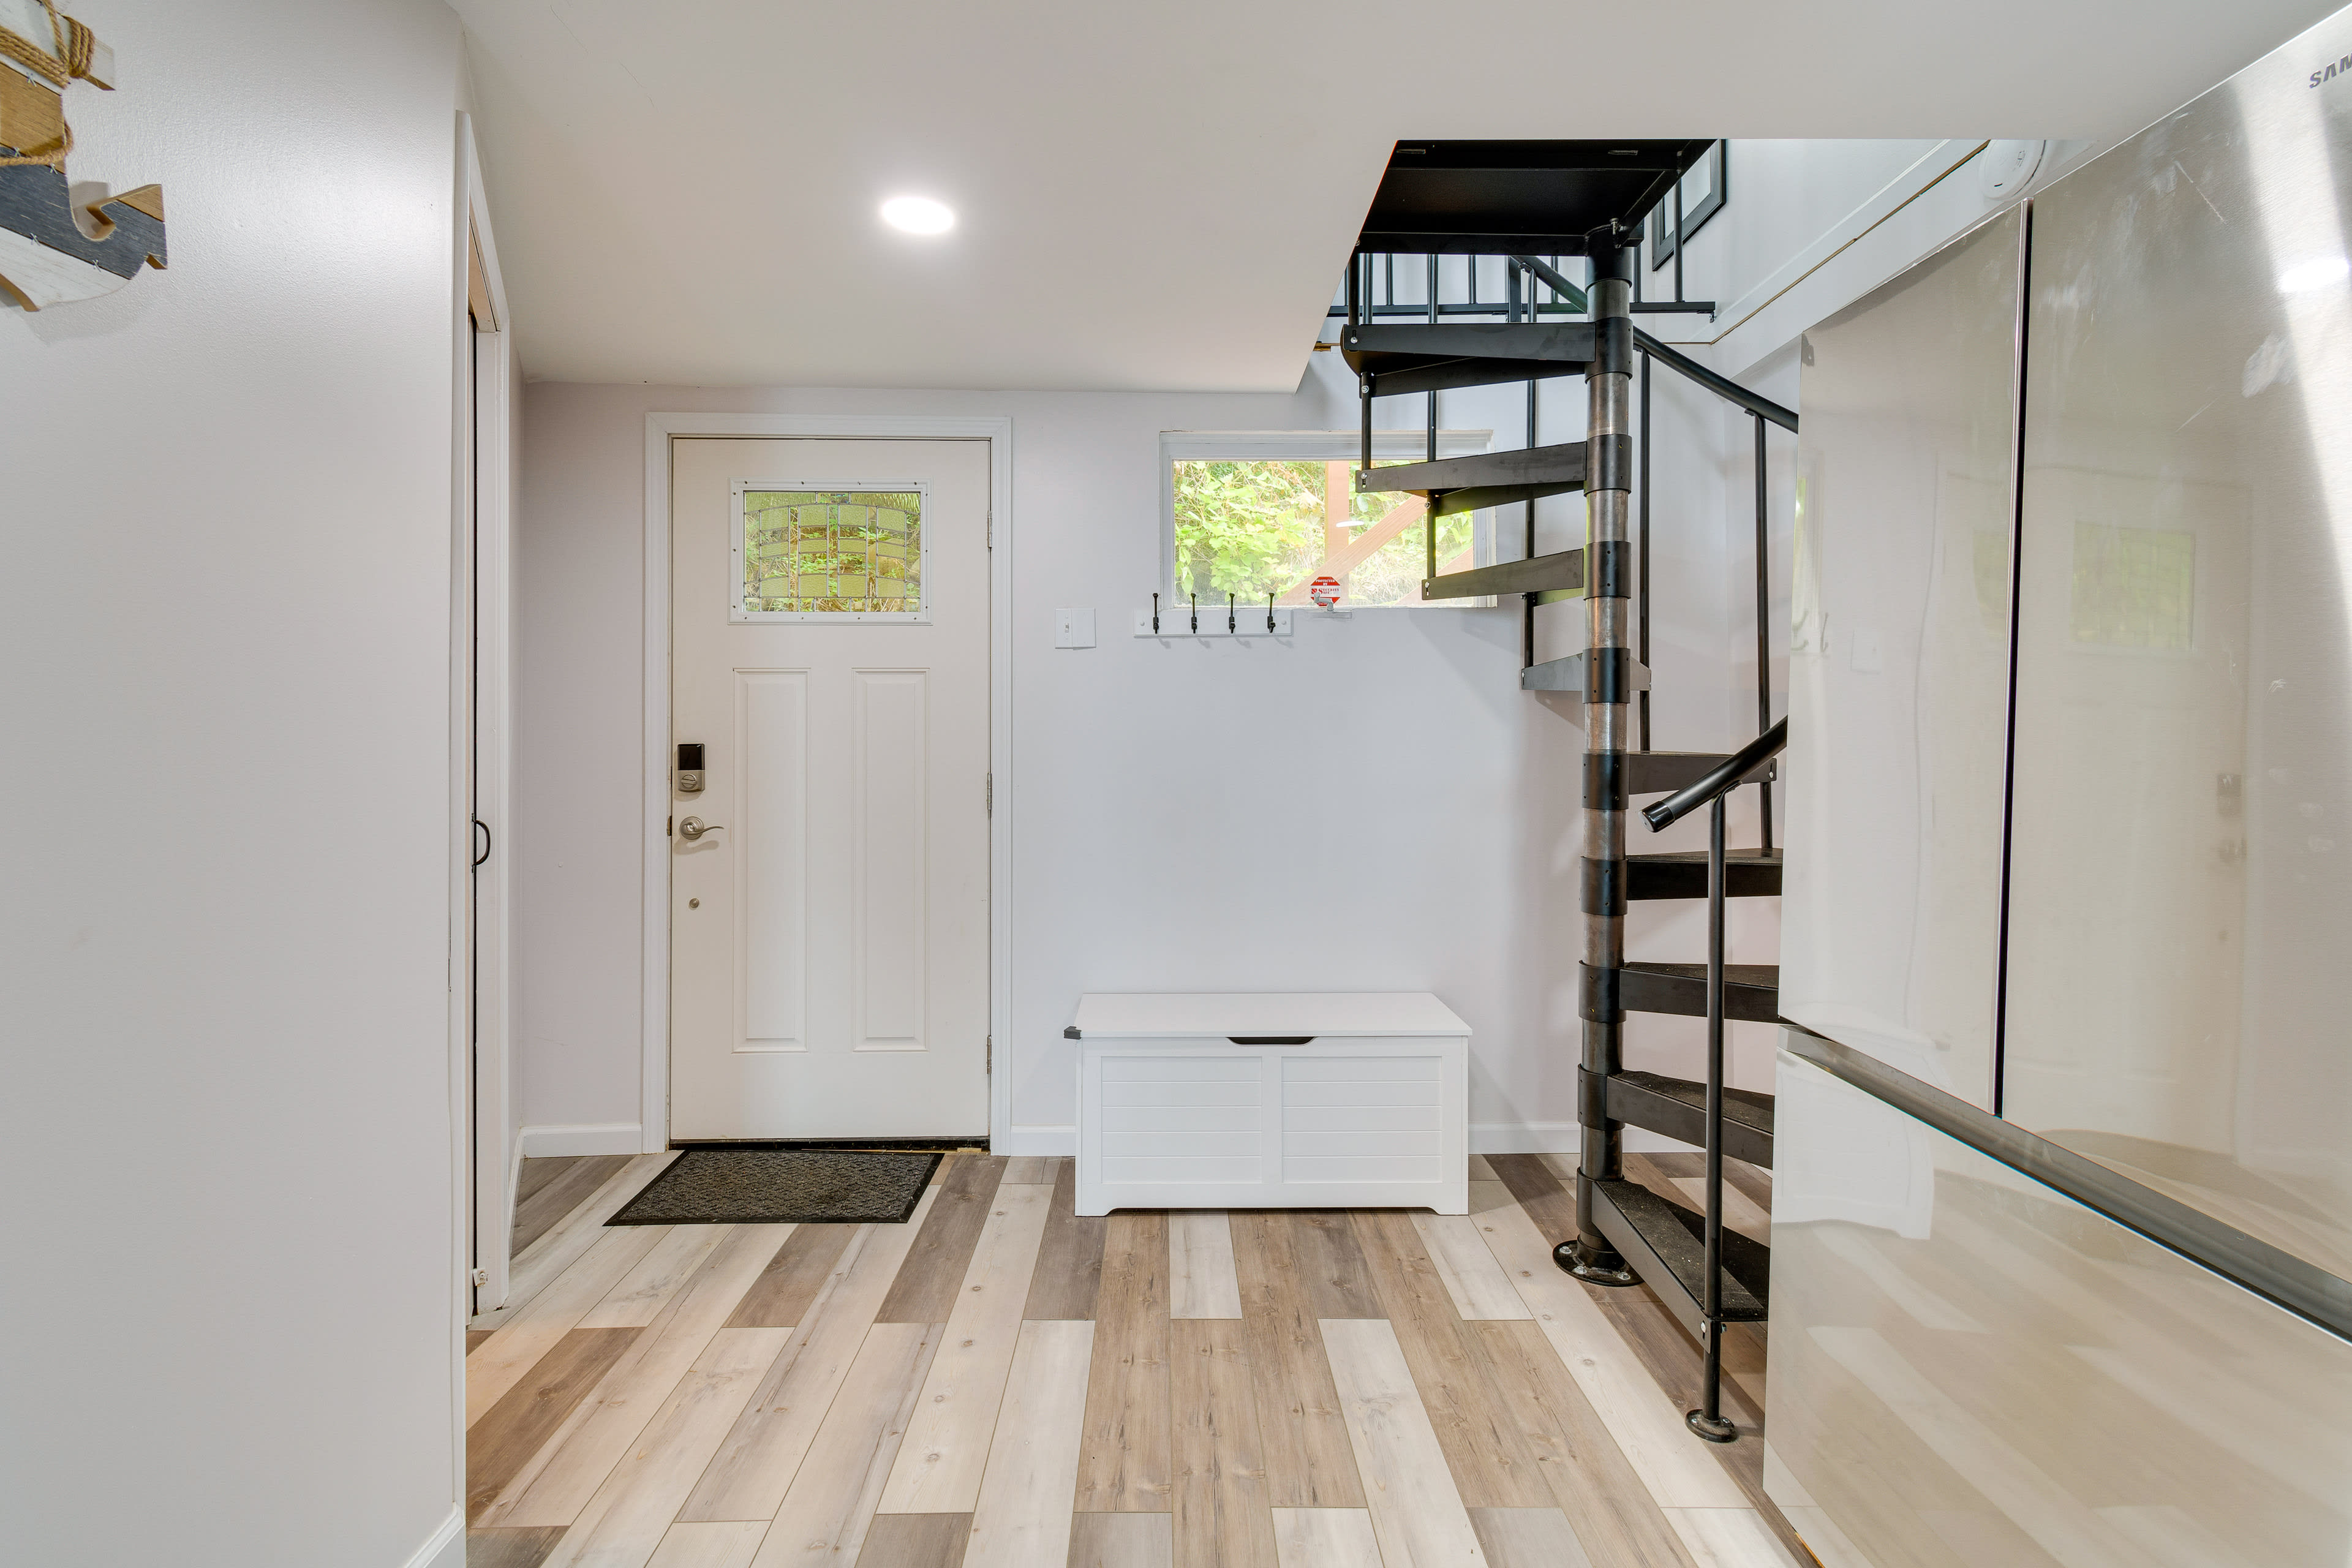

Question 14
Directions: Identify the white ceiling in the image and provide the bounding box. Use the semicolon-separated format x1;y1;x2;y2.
454;0;2342;391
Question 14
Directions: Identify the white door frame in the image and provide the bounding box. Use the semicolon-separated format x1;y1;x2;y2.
453;113;518;1323
642;414;1014;1153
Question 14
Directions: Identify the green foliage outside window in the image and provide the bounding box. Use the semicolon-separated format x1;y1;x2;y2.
1170;460;1476;608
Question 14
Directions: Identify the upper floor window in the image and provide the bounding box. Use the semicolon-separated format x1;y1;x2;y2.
1651;141;1727;270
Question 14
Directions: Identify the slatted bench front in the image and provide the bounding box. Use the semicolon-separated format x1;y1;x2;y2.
1068;992;1469;1217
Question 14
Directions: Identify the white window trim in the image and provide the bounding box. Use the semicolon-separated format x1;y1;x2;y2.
1158;428;1495;610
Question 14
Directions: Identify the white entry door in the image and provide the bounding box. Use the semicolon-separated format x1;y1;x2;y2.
669;437;991;1139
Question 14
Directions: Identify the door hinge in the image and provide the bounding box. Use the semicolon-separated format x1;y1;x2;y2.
986;772;992;816
986;1034;992;1074
987;509;993;550
666;815;673;837
469;1267;489;1287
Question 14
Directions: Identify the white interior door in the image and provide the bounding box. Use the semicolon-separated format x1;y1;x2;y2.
669;437;991;1139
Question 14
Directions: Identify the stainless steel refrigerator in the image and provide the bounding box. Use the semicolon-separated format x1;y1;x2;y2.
1773;8;2352;1562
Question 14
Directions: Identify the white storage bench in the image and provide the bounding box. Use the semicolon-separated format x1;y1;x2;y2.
1068;992;1469;1216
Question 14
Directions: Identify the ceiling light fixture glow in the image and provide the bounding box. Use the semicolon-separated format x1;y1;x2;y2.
881;195;956;236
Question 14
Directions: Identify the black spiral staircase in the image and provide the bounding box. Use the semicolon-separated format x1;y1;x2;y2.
1338;140;1793;1439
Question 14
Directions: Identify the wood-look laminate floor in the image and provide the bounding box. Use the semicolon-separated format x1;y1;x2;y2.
466;1150;1817;1568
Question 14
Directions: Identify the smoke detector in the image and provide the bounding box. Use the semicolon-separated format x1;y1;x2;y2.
1979;140;2048;202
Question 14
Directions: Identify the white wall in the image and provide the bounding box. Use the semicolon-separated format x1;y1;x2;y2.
514;138;2089;1155
0;4;470;1564
518;352;1768;1153
1667;137;2105;377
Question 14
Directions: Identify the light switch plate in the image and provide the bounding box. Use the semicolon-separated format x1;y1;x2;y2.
1055;608;1096;648
1850;625;1883;674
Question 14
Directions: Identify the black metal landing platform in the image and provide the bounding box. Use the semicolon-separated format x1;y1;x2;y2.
1359;140;1716;255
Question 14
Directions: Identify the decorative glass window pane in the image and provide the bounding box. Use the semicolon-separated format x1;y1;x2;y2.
741;489;923;617
1169;459;1475;609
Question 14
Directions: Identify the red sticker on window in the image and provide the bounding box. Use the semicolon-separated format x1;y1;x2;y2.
1310;575;1343;609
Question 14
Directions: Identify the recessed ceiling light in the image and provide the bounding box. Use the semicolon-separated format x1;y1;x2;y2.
881;195;955;236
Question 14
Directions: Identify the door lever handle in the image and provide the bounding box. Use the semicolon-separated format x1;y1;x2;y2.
678;816;725;842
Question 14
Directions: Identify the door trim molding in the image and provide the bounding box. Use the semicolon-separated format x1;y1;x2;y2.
642;414;1015;1153
453;107;518;1512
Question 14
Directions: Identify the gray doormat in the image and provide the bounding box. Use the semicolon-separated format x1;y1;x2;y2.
606;1147;943;1226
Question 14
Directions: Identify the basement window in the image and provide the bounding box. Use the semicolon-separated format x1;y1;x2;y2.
1160;432;1494;611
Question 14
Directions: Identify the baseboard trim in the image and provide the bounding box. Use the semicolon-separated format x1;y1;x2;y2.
519;1122;644;1158
990;1125;1077;1158
993;1123;1699;1158
402;1504;463;1568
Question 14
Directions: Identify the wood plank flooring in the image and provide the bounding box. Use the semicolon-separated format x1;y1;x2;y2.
517;1156;638;1256
467;1153;1816;1568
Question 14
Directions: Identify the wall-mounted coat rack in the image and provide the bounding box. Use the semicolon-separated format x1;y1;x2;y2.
1134;590;1295;638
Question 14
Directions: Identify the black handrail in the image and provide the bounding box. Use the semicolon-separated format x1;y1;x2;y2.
1632;328;1799;432
1643;717;1785;831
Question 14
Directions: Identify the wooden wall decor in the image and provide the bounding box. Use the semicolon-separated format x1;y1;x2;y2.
0;0;165;310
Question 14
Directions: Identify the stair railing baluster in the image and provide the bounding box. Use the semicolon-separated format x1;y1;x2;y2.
1687;790;1738;1443
1675;176;1687;307
1638;350;1652;752
1427;253;1439;585
1522;261;1538;671
1754;411;1773;853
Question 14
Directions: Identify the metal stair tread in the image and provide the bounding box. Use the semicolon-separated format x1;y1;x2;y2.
1360;440;1589;516
1625;848;1783;900
1623;960;1779;986
1589;1177;1769;1325
1613;1070;1774;1134
1606;1071;1774;1168
1600;960;1782;1024
1521;649;1651;696
1424;548;1585;603
1340;322;1596;396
